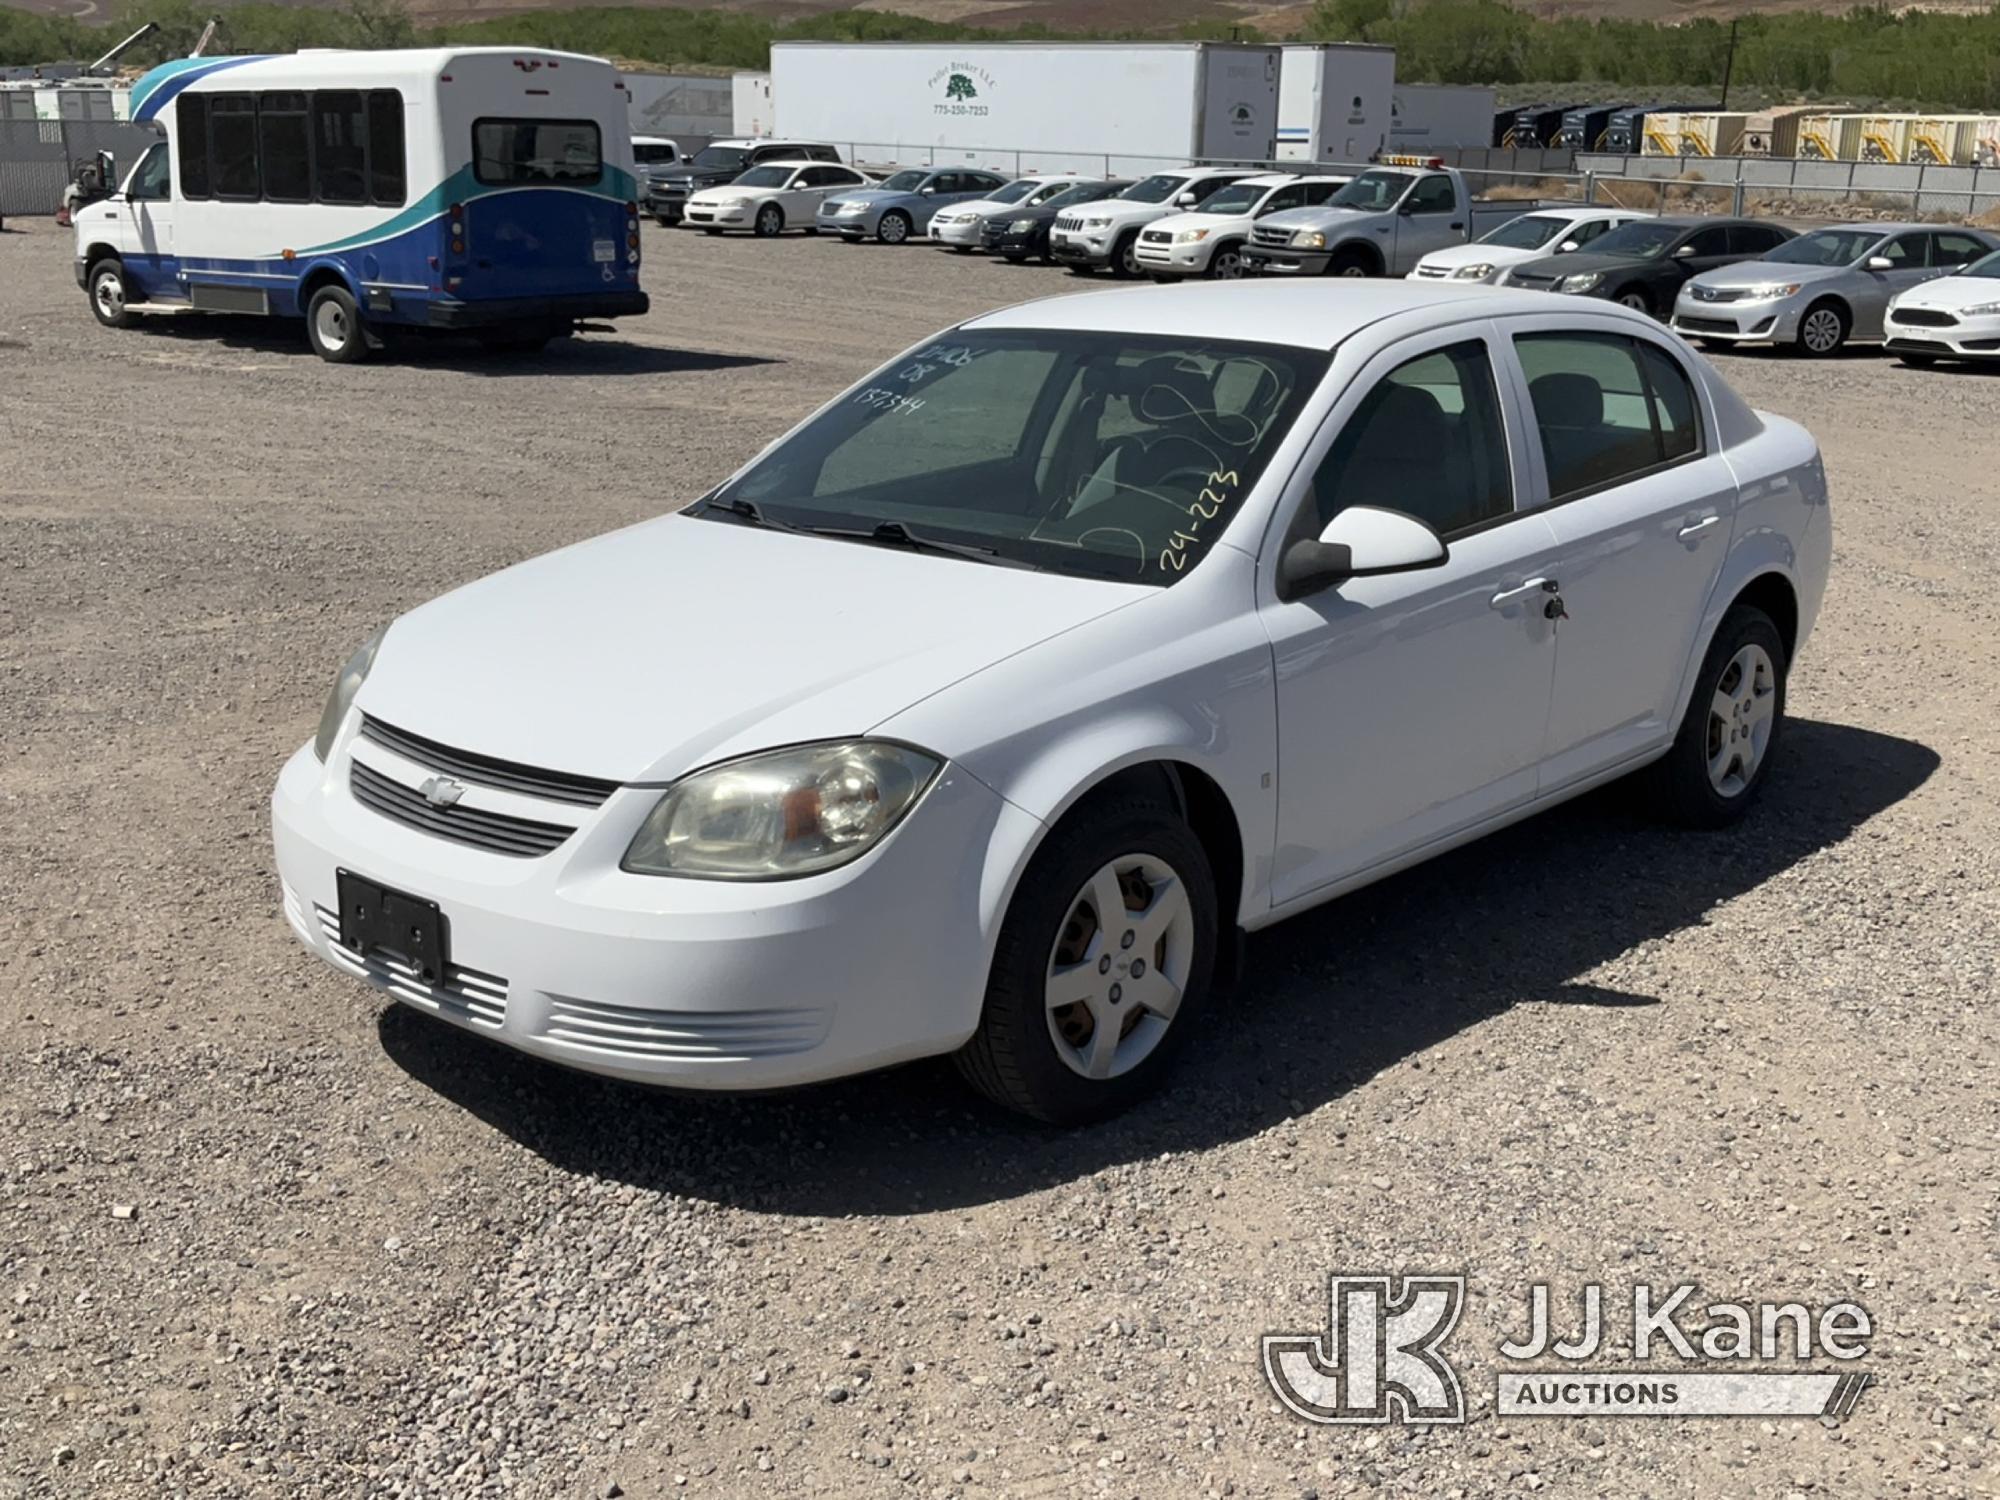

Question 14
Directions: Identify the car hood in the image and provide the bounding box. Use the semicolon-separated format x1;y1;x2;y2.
1692;260;1845;290
355;515;1148;785
826;188;905;208
1419;242;1541;269
1892;273;2000;311
686;183;765;203
1147;208;1250;235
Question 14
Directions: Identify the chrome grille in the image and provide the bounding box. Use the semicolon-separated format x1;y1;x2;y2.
1140;228;1172;244
359;716;617;807
1508;272;1557;290
542;995;830;1062
1412;264;1450;279
1054;214;1086;232
1250;226;1291;249
350;761;575;858
1691;285;1747;303
314;903;508;1029
1892;308;1958;327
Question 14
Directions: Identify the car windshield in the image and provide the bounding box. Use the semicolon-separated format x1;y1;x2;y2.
702;330;1328;585
1482;214;1571;250
633;142;676;165
1119;174;1192;204
1962;248;2000;279
1586;220;1683;259
690;146;748;171
1195;181;1268;216
1327;171;1412;210
1762;228;1882;266
733;165;793;188
1043;181;1118;210
986;179;1038;204
879;169;929;193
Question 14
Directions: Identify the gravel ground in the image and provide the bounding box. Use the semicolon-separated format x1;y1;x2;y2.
1;216;1996;1500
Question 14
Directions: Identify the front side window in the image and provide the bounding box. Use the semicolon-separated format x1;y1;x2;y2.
1516;333;1702;500
1301;341;1513;541
1406;174;1457;213
127;141;171;201
473;117;598;186
986;179;1038;205
1570;217;1618;246
1327;171;1412;211
707;331;1327;584
1881;232;1927;268
1682;226;1730;258
878;169;928;193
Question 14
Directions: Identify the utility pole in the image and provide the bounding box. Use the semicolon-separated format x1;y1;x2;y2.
1719;19;1739;110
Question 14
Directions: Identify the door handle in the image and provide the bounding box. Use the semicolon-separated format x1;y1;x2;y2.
1490;576;1554;609
1676;515;1721;541
1450;221;1464;230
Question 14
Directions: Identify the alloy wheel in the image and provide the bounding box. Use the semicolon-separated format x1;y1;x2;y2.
1706;644;1777;797
1043;855;1194;1081
1210;249;1245;280
1801;307;1844;354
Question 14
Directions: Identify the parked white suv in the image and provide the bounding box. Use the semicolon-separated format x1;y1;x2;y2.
929;173;1087;250
1135;173;1348;280
1050;168;1260;278
1413;206;1648;285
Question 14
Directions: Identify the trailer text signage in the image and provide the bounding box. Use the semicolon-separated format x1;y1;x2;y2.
930;61;993;117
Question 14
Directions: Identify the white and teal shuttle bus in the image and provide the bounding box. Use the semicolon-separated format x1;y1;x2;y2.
73;48;648;361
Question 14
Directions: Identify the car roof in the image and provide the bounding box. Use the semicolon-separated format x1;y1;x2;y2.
963;280;1661;352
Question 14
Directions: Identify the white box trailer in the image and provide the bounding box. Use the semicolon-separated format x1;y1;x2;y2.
1389;82;1496;151
768;41;1280;176
1276;43;1394;164
731;71;772;137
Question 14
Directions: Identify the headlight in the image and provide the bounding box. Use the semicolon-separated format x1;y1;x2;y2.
1010;217;1037;232
1452;263;1495;280
312;627;385;762
1079;215;1112;230
1557;271;1603;293
1735;282;1802;300
622;740;941;880
835;201;865;215
1174;227;1211;244
1292;230;1327;250
1957;300;2000;317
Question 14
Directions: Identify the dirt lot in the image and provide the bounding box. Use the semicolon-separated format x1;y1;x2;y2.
1;217;1996;1499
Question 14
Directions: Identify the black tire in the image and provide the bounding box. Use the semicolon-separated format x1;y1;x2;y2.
86;257;134;329
1110;231;1143;279
1067;263;1099;277
802;226;819;236
653;214;674;229
1796;300;1849;357
1206;242;1249;280
1695;338;1733;352
702;227;723;236
754;203;784;238
1895;350;1938;367
1326;246;1376;278
1001;252;1027;264
1634;605;1787;828
1615;285;1655;317
305;284;370;364
877;210;911;245
955;795;1219;1124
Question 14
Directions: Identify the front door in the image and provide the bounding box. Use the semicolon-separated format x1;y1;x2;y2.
1388;173;1465;274
120;141;177;298
1503;324;1738;790
1260;329;1561;907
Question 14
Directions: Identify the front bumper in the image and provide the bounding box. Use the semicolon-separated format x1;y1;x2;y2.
1134;240;1209;275
1671;294;1800;344
685;202;751;229
424;291;649;329
928;217;985;247
74;256;88;288
272;736;1025;1090
1246;248;1328;276
1050;231;1113;266
985;227;1043;256
1882;311;2000;359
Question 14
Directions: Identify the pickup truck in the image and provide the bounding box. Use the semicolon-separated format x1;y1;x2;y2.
1245;157;1550;279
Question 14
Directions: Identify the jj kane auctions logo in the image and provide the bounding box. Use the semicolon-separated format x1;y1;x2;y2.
1264;1276;1873;1424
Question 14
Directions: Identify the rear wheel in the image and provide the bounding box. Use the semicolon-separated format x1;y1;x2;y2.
956;795;1218;1124
877;211;911;245
754;203;784;238
1797;300;1849;357
305;284;370;364
1635;605;1786;827
86;258;134;329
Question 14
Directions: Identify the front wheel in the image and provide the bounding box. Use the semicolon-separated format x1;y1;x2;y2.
1797;301;1849;357
305;284;370;364
1326;247;1375;278
1110;232;1143;279
956;796;1218;1124
1635;605;1787;827
1616;287;1655;317
1896;350;1937;367
876;211;911;245
754;203;784;238
86;258;134;329
1207;244;1248;280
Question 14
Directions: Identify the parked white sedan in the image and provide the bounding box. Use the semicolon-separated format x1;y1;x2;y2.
275;282;1831;1123
683;160;872;236
1885;245;2000;366
928;173;1086;249
1412;206;1647;285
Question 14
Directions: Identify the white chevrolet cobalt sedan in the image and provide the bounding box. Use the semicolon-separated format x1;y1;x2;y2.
274;283;1832;1123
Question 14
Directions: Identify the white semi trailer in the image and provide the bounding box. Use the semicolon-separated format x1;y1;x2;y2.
769;41;1281;175
1275;43;1394;165
1390;83;1497;151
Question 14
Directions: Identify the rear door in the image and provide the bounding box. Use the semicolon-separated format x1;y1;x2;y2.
464;115;626;301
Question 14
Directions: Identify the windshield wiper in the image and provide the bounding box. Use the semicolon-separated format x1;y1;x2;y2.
701;496;814;534
807;520;1044;571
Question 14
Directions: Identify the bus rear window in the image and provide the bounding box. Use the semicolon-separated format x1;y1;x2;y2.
472;119;602;186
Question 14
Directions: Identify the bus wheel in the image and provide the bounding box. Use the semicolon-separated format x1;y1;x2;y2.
87;259;135;329
306;285;371;365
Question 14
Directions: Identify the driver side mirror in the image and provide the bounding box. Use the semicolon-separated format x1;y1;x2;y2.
1275;506;1449;602
1174;191;1197;207
1674;244;1697;257
1557;239;1580;253
1865;255;1893;271
920;185;937;195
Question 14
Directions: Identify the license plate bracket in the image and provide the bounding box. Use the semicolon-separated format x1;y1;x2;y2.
336;870;450;985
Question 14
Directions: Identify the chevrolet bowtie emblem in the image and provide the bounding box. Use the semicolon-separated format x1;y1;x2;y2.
419;776;466;808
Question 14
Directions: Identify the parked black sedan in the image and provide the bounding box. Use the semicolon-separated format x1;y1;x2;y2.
981;179;1133;264
1504;216;1794;318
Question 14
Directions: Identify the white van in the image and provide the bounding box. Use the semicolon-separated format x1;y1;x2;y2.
74;47;649;362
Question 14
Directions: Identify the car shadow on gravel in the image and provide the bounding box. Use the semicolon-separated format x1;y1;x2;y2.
377;717;1937;1213
118;315;777;375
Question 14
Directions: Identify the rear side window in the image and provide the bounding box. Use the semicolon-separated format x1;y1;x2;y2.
1303;340;1513;540
473;118;601;186
1516;333;1702;499
1932;232;1990;267
259;92;311;202
176;95;210;198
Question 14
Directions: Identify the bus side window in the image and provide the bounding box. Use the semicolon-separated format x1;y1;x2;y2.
367;91;405;207
177;94;210;199
313;91;366;204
